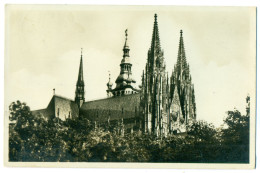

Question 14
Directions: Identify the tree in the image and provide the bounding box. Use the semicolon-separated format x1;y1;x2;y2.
184;121;222;162
187;121;217;143
221;109;249;163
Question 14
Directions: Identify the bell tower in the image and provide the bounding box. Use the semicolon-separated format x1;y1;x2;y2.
142;14;168;136
75;48;85;107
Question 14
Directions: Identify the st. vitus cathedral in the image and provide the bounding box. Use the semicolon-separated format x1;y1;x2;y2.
140;14;196;136
32;14;196;136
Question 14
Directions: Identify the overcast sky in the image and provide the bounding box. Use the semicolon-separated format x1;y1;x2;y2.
5;5;256;127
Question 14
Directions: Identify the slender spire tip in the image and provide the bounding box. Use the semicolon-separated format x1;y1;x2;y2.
180;30;183;36
125;29;128;39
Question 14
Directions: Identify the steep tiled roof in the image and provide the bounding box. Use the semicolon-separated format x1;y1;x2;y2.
80;93;141;122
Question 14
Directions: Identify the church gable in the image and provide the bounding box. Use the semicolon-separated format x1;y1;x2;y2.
32;95;79;121
53;95;79;121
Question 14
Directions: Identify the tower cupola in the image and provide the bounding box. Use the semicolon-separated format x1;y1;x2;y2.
110;29;139;96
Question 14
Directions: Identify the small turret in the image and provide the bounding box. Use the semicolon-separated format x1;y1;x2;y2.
106;72;113;97
107;72;113;89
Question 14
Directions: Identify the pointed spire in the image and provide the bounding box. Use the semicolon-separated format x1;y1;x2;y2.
75;48;85;107
77;48;84;83
150;13;161;51
177;30;187;69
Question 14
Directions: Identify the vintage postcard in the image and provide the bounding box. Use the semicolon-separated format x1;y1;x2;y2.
4;5;256;168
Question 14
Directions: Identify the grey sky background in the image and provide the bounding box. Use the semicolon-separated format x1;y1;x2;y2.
5;5;256;127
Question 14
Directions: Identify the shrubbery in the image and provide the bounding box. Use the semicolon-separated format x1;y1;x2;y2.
9;100;250;163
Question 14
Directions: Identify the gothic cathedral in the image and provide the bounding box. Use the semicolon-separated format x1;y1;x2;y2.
32;14;196;136
141;14;196;136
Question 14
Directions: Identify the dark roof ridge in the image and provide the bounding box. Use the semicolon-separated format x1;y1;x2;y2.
83;93;140;104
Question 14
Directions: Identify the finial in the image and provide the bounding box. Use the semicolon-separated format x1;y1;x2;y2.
81;48;83;57
123;29;129;50
180;30;183;36
108;71;111;80
125;29;128;39
53;88;55;95
154;13;157;21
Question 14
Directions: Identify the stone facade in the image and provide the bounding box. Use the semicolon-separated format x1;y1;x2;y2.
140;14;196;136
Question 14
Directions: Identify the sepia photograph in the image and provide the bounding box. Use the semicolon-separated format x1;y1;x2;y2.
4;5;256;168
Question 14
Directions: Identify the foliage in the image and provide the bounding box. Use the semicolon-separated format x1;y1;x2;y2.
9;100;250;163
220;110;250;163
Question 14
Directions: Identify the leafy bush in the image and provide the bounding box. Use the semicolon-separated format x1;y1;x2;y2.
9;100;249;163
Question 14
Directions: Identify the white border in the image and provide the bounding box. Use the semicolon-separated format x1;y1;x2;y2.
0;0;259;172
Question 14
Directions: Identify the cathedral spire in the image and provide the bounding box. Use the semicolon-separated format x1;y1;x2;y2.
177;30;187;69
78;48;84;82
150;13;161;51
75;48;85;107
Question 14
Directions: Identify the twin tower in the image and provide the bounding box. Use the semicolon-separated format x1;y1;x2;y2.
75;14;196;136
